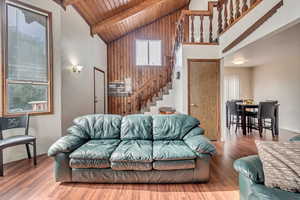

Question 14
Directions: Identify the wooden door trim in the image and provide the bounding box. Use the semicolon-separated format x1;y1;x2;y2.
93;67;106;114
187;59;221;140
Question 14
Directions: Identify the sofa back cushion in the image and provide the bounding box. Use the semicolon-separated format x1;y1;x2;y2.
153;114;200;140
73;114;122;139
121;115;152;140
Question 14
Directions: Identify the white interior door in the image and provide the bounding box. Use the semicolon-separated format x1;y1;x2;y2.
94;68;105;114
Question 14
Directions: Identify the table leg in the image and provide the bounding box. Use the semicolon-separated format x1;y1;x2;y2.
226;104;229;128
275;106;279;135
242;107;247;135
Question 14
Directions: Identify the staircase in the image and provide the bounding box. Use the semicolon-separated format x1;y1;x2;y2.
136;0;283;114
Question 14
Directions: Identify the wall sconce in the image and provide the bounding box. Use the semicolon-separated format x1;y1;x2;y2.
72;65;84;73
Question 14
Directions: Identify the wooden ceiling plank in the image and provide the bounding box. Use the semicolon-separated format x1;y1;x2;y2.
91;0;180;34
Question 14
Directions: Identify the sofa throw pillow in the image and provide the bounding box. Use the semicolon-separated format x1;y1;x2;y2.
255;141;300;192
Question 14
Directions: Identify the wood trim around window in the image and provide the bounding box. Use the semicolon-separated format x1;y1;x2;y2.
1;0;53;117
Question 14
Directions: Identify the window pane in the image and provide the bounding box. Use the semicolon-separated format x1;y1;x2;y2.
136;40;148;65
7;5;48;82
8;83;48;113
149;40;162;66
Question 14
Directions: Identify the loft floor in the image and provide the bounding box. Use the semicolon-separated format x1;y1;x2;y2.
0;129;297;200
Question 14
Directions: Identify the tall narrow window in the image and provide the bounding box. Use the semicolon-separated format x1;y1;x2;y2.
3;1;53;115
136;40;162;66
224;75;240;102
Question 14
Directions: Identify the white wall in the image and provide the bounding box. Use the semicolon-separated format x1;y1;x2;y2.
252;56;300;133
61;6;107;133
0;1;107;163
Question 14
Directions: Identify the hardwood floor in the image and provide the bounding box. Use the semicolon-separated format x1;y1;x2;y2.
0;129;298;200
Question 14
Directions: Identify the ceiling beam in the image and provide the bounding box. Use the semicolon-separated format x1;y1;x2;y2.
63;0;83;7
91;0;172;35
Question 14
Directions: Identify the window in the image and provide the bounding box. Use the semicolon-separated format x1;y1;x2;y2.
224;75;240;102
2;1;53;115
136;40;162;66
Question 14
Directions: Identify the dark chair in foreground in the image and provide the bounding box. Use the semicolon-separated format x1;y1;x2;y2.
0;115;36;176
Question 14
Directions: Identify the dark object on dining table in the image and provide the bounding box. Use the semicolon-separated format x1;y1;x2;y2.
0;115;37;176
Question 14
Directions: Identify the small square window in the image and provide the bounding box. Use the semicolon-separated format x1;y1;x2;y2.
136;40;162;66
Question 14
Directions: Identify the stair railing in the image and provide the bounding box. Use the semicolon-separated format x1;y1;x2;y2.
217;0;263;35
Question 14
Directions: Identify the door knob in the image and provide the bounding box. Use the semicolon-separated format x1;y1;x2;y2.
190;104;197;107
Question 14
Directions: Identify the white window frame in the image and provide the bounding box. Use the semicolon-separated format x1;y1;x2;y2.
135;39;162;66
1;0;53;116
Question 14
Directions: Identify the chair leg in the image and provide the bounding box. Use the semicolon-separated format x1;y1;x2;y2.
33;140;37;166
0;150;3;176
258;119;263;137
26;144;31;159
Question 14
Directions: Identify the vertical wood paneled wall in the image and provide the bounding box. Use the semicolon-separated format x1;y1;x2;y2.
108;10;182;115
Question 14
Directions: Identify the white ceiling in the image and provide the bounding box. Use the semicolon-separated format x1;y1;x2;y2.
224;22;300;67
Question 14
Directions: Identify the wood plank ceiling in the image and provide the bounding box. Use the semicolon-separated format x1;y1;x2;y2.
56;0;190;42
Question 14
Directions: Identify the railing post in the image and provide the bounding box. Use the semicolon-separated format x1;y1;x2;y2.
217;3;223;34
209;15;213;43
200;15;204;42
235;0;241;18
191;15;195;42
242;0;249;13
250;0;256;7
224;0;229;29
229;0;234;24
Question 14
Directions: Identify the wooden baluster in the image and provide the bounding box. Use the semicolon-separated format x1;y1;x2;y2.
191;15;195;42
224;0;228;29
250;0;256;7
242;0;248;13
209;15;213;43
235;0;241;18
229;0;234;24
217;3;223;34
200;15;204;43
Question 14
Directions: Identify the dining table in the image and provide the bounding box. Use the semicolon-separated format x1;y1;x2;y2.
226;102;279;136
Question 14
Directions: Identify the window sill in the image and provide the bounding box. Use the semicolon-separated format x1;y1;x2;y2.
3;111;54;117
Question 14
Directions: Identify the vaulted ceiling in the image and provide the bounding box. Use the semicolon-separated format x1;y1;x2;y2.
55;0;190;43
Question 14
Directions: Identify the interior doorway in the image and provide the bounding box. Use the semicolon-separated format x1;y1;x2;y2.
188;59;220;141
94;67;105;114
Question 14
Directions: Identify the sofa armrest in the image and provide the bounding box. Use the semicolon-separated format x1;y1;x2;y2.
48;135;87;157
184;135;216;156
289;135;300;141
233;155;264;184
183;127;205;139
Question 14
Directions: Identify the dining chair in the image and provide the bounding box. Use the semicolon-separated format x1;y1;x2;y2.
0;114;36;176
257;102;277;137
228;101;243;133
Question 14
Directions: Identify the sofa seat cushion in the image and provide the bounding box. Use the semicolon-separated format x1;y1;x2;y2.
111;161;152;171
70;139;120;160
153;160;195;170
110;140;153;163
153;140;196;161
70;159;110;169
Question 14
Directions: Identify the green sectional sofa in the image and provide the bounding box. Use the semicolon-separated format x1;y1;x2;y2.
48;114;216;183
234;135;300;200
